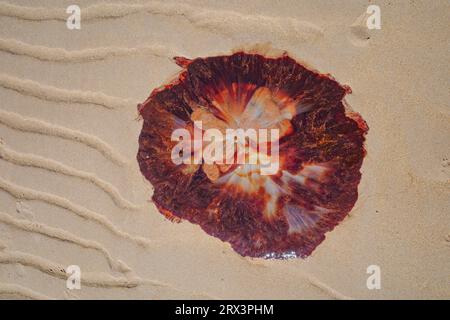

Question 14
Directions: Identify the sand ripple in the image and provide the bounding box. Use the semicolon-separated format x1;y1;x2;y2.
0;110;127;165
0;283;53;299
0;177;153;247
0;141;139;209
0;1;323;42
0;38;177;62
0;73;137;109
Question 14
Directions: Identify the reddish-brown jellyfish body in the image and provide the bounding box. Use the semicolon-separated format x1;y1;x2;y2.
137;51;368;258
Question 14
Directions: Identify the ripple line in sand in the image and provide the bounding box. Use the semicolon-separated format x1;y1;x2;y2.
0;249;182;291
0;283;53;300
0;211;131;273
0;250;144;288
0;141;139;210
0;177;154;248
0;2;323;42
244;259;352;300
0;38;178;62
0;73;137;109
0;110;127;166
305;274;353;300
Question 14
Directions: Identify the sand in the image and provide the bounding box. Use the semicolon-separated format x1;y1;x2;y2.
0;0;448;299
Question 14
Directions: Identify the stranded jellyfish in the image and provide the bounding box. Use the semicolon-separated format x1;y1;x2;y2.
137;50;368;258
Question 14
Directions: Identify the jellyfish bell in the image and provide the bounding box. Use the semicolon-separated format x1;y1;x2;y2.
137;47;368;259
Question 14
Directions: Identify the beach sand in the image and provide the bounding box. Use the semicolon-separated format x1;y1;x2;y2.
0;0;448;299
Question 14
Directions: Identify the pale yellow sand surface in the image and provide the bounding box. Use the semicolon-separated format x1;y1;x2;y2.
0;0;449;299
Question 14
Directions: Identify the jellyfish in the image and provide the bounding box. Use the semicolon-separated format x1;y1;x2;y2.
137;49;368;258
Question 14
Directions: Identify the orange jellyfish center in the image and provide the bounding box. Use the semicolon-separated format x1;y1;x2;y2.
189;84;305;217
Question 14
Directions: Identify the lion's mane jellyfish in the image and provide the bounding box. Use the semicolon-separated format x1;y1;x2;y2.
137;50;368;259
